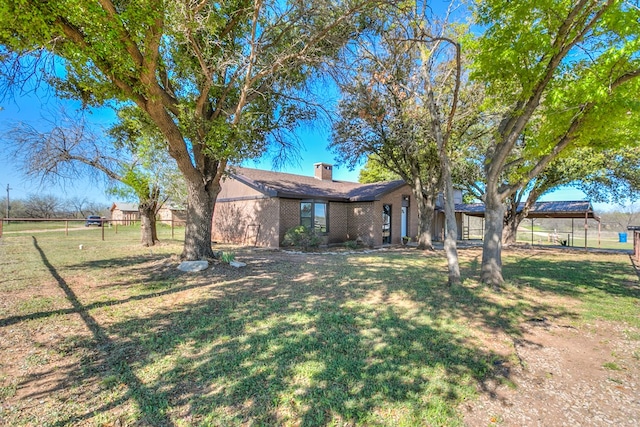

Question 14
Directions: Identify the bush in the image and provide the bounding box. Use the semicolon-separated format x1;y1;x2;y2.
282;226;320;251
220;252;236;264
344;240;358;250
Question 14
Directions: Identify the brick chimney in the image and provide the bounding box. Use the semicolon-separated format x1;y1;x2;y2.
314;163;333;181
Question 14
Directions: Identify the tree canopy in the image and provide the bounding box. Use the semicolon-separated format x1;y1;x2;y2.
470;0;640;285
0;0;387;259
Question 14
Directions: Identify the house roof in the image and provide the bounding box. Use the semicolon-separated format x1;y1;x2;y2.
229;167;407;202
456;200;600;221
110;202;139;212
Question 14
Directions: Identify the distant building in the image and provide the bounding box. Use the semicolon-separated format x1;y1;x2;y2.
110;202;186;225
110;202;139;225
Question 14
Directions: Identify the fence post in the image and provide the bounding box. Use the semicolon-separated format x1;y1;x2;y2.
102;220;105;241
65;220;69;236
171;218;174;240
0;217;3;238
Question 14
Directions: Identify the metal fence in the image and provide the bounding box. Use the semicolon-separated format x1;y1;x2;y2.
0;218;185;240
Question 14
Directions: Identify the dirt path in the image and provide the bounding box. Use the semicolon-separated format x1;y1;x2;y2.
463;319;640;426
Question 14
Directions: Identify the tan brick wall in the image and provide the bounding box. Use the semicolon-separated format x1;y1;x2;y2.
347;202;376;247
328;202;349;244
378;185;418;245
278;199;348;246
156;207;186;225
279;198;301;244
110;209;139;225
212;198;280;247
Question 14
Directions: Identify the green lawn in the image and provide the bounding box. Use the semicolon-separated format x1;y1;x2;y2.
0;229;638;426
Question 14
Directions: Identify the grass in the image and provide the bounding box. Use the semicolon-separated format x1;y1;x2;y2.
0;229;639;426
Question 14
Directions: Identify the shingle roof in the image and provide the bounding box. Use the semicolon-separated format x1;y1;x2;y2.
229;167;407;202
110;202;139;212
456;200;600;220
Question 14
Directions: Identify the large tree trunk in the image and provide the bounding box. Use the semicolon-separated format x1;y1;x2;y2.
502;195;521;245
481;190;506;286
502;215;519;245
412;177;436;250
139;206;157;247
138;186;161;247
441;154;461;285
181;178;220;260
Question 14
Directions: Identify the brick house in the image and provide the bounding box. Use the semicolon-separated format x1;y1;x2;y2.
212;163;461;247
156;204;187;225
110;202;139;225
110;202;186;225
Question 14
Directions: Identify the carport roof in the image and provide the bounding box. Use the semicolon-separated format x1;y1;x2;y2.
456;200;600;221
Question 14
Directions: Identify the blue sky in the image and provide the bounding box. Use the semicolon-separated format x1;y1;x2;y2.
0;90;363;207
0;90;617;213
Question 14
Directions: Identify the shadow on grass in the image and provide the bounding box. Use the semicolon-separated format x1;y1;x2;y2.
27;236;176;427
10;244;635;425
98;275;498;425
501;253;640;299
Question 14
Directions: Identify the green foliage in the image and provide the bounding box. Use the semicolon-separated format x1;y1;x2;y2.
0;0;387;258
358;155;402;183
343;240;358;250
220;251;236;264
281;225;321;251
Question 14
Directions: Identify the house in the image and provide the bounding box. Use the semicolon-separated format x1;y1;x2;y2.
157;204;187;225
110;202;139;225
212;163;462;247
110;202;186;225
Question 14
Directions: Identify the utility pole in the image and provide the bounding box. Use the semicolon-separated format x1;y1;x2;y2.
5;184;11;224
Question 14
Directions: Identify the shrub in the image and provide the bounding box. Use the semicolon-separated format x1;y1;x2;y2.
220;252;236;264
282;226;320;251
344;240;358;250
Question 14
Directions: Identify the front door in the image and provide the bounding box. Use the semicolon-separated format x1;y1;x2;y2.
382;204;391;244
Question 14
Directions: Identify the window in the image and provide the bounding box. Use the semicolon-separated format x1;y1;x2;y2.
300;201;328;233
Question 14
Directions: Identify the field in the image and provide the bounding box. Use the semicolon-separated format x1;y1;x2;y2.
1;228;639;426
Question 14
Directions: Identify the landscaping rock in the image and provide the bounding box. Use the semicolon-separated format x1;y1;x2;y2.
177;260;209;272
229;261;246;268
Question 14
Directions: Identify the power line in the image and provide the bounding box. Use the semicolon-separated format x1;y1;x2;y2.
6;184;11;221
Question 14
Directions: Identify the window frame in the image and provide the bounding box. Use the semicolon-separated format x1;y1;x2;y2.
300;200;329;234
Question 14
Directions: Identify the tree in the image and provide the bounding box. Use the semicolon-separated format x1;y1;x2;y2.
358;155;401;183
471;0;640;285
577;146;640;204
23;194;63;218
0;0;387;259
331;23;442;250
502;145;640;244
332;3;473;283
7;108;185;246
67;196;107;219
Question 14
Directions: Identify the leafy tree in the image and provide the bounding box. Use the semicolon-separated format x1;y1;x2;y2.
471;0;640;285
358;155;402;183
333;3;478;283
0;0;387;259
7;108;185;246
332;3;467;262
501;146;640;244
577;146;640;204
331;25;441;250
